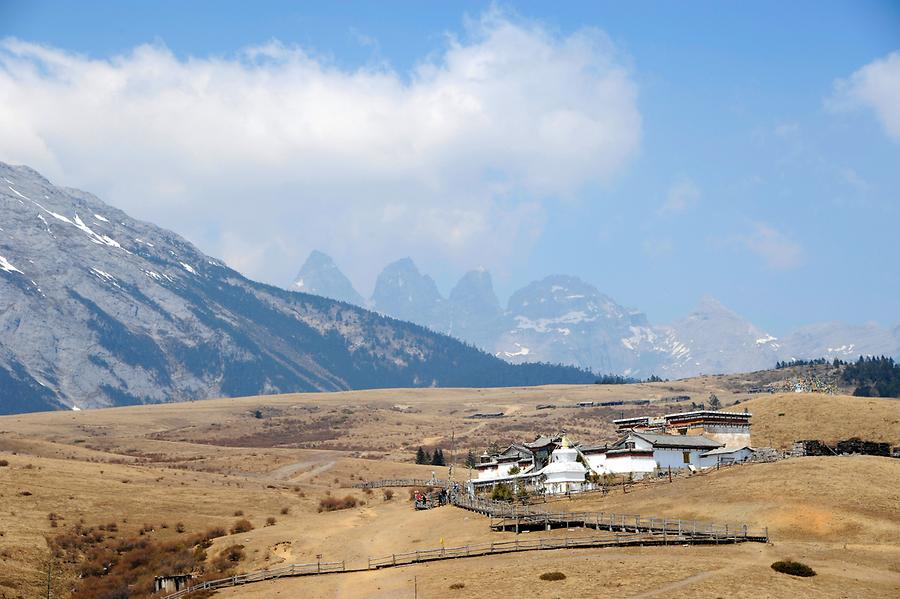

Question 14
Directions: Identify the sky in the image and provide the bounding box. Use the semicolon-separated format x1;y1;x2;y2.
1;1;899;334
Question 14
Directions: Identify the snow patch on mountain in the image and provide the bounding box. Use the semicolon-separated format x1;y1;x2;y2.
0;255;23;274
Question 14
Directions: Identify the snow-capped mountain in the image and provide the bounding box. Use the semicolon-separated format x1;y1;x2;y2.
494;275;666;375
292;250;365;306
0;162;596;414
290;253;899;379
779;321;899;362
654;296;782;378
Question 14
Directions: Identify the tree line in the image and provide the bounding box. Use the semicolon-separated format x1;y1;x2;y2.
774;357;845;369
594;373;666;385
415;446;446;466
842;356;900;398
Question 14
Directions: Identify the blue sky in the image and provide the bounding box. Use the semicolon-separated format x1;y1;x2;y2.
2;1;899;333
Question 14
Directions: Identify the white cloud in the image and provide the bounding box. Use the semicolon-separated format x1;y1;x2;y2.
828;51;900;143
743;223;803;270
657;177;700;216
0;11;641;289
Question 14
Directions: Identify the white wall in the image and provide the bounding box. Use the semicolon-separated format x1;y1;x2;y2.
653;447;705;469
699;447;754;468
476;460;528;480
604;454;656;476
584;453;608;473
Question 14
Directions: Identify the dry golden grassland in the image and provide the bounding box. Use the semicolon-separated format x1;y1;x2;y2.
0;381;897;598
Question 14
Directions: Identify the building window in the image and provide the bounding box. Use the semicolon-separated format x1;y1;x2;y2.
682;451;691;464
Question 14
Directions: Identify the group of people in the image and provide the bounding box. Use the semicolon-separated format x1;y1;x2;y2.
413;488;450;509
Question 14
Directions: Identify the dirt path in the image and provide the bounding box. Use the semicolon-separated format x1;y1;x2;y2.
264;452;340;481
624;568;724;598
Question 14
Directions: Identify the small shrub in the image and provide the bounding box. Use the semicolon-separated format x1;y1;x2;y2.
175;522;186;533
771;560;816;577
0;459;8;467
233;510;244;516
317;495;358;512
490;483;513;502
224;544;245;562
265;517;276;526
383;489;394;501
539;571;566;581
230;519;254;534
280;506;290;515
449;582;465;589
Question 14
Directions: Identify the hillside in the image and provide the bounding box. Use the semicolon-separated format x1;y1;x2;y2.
0;162;594;414
740;393;900;449
0;383;898;598
0;384;900;599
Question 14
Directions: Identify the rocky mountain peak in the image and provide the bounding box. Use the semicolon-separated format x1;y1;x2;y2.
371;258;447;330
506;274;623;320
449;269;500;313
292;250;364;306
447;269;502;348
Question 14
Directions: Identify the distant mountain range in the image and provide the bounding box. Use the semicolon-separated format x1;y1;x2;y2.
0;162;596;414
291;252;900;379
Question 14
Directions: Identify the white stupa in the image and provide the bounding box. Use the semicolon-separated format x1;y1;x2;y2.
540;435;587;495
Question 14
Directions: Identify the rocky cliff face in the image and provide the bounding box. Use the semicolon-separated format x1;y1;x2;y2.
371;258;449;333
0;162;594;413
292;250;365;306
447;269;503;350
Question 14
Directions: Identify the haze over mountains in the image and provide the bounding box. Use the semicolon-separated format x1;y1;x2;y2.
0;163;595;414
292;252;900;379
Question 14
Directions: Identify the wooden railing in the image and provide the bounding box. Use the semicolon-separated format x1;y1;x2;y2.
452;495;768;541
159;561;345;599
366;528;757;569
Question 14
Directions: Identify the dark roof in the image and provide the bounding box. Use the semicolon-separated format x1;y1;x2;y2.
664;410;751;420
606;447;654;456
700;446;754;456
524;435;559;448
612;416;650;425
632;432;723;449
579;444;610;454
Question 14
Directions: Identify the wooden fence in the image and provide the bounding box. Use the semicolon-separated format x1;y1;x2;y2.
159;561;345;599
367;529;757;569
